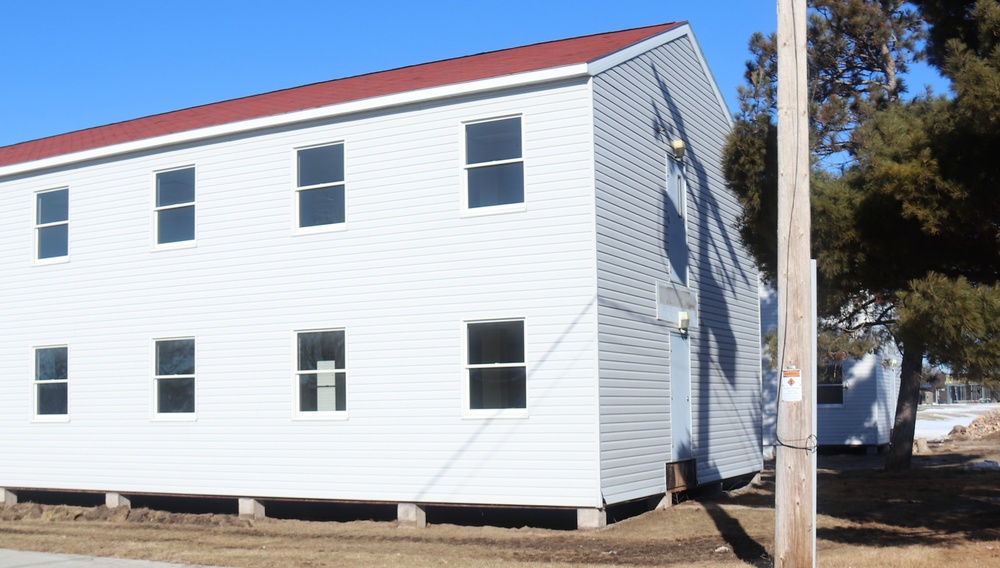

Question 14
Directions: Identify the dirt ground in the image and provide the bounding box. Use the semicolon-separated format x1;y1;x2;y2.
2;415;1000;567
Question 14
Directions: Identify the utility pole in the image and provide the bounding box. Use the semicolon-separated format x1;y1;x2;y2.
775;0;816;566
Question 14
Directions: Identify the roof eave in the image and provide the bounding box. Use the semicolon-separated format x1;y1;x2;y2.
0;62;591;179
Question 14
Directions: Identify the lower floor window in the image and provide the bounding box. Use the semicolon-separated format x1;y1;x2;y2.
297;330;346;412
35;346;68;415
155;338;195;414
467;319;526;410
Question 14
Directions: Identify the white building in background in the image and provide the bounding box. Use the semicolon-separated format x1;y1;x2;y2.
0;22;761;528
760;284;900;457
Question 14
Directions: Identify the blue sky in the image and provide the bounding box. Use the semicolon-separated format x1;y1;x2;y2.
0;1;944;148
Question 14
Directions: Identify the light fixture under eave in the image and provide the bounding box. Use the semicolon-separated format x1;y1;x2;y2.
671;139;686;161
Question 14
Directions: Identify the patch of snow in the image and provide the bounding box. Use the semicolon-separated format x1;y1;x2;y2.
914;403;1000;440
964;460;1000;472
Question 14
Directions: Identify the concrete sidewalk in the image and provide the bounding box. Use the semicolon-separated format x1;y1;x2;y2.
0;549;227;568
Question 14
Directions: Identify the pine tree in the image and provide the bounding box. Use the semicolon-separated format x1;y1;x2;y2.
723;0;1000;469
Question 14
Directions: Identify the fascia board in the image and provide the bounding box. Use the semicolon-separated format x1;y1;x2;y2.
586;22;734;126
0;63;590;179
586;23;691;76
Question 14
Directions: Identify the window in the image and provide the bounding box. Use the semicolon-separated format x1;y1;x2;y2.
35;188;69;261
296;143;345;230
466;320;526;410
155;167;195;246
817;360;844;405
35;346;68;416
296;330;346;413
465;117;524;210
154;338;195;414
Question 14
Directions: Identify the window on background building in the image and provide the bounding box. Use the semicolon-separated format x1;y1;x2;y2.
154;338;195;414
817;359;845;405
466;319;526;410
465;117;523;209
296;143;345;229
35;188;69;261
155;167;195;245
34;346;68;416
296;330;346;413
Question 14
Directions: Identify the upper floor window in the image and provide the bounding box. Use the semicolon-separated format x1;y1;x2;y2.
466;319;526;411
296;143;345;231
35;346;68;416
35;188;69;262
464;117;524;211
296;329;346;414
154;338;196;415
155;167;195;246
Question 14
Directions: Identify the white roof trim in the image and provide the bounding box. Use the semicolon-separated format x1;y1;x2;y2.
586;23;691;76
587;22;734;126
0;63;590;178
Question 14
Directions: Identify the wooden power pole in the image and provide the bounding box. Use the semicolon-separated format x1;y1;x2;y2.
775;0;816;566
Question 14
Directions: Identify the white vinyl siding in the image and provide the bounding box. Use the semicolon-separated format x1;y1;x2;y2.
0;80;602;508
817;354;895;446
592;34;761;504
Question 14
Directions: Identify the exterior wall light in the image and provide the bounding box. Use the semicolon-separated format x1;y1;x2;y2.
671;139;686;161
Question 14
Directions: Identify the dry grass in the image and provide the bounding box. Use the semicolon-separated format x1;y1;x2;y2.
2;437;1000;567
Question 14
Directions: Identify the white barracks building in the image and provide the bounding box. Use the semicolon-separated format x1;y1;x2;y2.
0;23;761;529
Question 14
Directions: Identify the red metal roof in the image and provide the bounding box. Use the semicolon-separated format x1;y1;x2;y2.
0;23;681;169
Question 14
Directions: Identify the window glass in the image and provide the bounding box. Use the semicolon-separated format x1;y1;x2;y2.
465;118;523;210
156;168;195;207
467;320;526;410
156;339;195;375
299;186;345;227
37;189;69;225
38;224;69;259
298;144;344;187
468;320;524;364
155;338;195;414
466;118;521;164
155;168;195;245
297;144;345;229
297;330;346;412
156;206;195;244
817;360;844;405
35;346;68;416
467;163;524;208
469;367;527;410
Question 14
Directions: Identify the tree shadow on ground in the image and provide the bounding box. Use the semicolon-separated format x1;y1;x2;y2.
814;445;1000;544
704;504;773;567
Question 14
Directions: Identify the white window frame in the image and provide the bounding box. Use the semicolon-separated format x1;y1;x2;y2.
152;336;197;420
294;142;347;235
461;115;526;217
33;344;69;422
462;317;529;419
153;165;196;250
293;328;348;420
34;187;70;265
